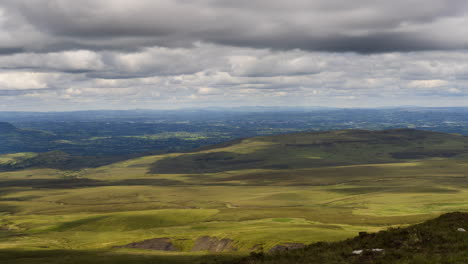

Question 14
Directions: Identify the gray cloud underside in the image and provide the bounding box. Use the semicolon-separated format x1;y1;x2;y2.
1;0;468;53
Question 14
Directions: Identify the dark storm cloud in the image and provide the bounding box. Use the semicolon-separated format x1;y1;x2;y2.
0;48;25;55
2;0;468;53
214;32;441;54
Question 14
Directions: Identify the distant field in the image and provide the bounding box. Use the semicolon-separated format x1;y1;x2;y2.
1;129;468;263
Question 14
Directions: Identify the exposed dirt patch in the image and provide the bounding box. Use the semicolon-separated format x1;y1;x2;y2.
250;244;264;252
192;236;236;252
118;237;177;251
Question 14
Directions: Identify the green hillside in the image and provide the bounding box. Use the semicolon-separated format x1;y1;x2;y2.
0;129;467;263
240;212;468;264
151;129;468;174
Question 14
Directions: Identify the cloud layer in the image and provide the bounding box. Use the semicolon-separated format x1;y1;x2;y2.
0;1;468;110
2;0;468;53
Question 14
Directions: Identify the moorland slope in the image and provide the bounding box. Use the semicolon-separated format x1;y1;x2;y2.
238;212;468;264
151;128;468;174
0;129;467;263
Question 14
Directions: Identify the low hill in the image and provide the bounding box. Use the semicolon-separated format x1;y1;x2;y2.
0;122;58;154
0;122;16;133
0;150;128;171
151;129;468;173
238;212;468;264
0;122;137;170
4;127;468;172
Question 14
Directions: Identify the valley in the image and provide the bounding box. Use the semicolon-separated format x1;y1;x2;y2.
1;129;468;263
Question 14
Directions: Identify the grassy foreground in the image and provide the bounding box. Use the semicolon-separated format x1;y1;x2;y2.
0;129;468;263
240;212;468;264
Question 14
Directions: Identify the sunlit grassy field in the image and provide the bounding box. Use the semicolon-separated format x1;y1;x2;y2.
1;129;468;263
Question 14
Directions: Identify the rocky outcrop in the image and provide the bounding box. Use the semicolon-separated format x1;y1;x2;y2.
192;236;237;252
119;238;177;251
118;236;238;252
352;248;384;255
250;244;264;252
269;243;306;253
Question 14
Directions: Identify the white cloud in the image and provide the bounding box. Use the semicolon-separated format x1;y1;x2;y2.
2;46;468;110
448;88;462;94
0;50;103;72
0;72;54;90
197;87;219;95
407;79;449;89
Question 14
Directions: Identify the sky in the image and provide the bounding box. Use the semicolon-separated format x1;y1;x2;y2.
1;0;468;111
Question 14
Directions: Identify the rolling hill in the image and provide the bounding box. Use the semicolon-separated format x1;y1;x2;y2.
0;122;57;154
151;128;468;174
0;129;467;263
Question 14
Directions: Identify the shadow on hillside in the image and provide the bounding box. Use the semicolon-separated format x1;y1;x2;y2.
0;178;184;189
149;128;468;174
150;151;266;174
0;249;241;264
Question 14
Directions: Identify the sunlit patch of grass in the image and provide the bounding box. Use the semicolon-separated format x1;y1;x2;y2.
0;153;38;165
